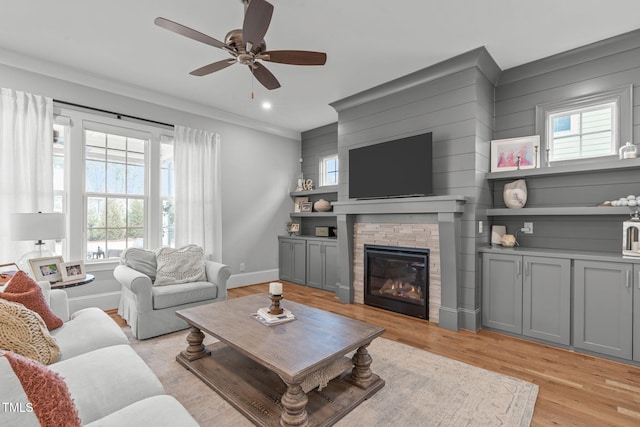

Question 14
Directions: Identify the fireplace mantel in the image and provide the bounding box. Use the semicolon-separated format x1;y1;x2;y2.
333;195;466;215
333;195;466;331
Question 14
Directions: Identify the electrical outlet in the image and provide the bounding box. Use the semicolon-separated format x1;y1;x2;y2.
239;262;246;272
478;221;483;234
521;222;534;234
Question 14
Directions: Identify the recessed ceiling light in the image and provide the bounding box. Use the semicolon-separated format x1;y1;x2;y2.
262;101;272;110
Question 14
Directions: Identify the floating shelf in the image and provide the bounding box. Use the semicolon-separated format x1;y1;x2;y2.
486;158;640;181
289;212;336;218
289;186;338;197
486;206;637;216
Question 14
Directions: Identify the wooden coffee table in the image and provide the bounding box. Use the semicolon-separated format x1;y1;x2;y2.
175;294;385;427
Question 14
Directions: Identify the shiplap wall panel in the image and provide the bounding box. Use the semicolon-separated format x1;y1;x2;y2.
494;29;640;253
301;122;338;186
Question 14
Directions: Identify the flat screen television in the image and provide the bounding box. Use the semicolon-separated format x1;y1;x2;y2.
348;132;433;199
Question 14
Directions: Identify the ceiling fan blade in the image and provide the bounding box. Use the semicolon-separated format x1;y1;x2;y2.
250;62;280;90
261;50;327;66
190;59;236;76
155;17;228;50
242;0;274;52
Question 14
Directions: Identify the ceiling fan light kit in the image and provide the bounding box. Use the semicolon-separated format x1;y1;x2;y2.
155;0;327;90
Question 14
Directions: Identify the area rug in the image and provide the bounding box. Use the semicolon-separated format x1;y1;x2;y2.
127;328;538;426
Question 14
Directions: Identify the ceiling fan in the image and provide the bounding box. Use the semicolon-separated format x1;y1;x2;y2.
155;0;327;90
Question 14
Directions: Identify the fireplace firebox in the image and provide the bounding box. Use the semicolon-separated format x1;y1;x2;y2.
364;244;429;319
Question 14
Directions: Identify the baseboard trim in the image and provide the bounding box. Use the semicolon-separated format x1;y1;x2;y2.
227;269;279;289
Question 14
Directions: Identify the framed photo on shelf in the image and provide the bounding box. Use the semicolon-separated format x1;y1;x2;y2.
287;222;300;235
300;202;313;213
0;263;20;284
490;135;540;172
60;260;86;282
294;197;309;213
29;256;64;283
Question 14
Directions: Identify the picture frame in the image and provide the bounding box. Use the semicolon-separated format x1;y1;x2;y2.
60;260;86;282
294;196;309;213
490;135;541;172
300;202;313;213
29;256;64;283
287;222;300;235
0;263;20;284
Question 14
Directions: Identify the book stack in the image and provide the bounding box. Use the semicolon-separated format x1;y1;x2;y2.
252;307;296;326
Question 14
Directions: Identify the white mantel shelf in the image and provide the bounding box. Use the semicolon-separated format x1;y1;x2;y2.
333;195;466;215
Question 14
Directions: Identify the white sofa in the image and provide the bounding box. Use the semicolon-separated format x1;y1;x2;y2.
0;281;198;426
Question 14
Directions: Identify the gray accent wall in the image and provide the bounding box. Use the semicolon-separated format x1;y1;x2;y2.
302;47;500;331
493;29;640;253
303;29;640;331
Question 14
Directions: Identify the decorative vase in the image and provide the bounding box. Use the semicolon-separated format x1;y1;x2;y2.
503;179;527;209
313;199;331;212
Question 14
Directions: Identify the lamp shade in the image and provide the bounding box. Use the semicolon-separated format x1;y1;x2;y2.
10;213;66;241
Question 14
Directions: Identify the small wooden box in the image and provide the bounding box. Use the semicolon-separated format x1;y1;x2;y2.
315;226;330;237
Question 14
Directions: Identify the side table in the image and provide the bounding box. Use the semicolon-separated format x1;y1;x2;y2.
51;273;95;290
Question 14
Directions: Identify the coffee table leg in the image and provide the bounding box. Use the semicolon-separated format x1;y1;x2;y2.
181;326;208;361
347;343;378;389
279;381;309;427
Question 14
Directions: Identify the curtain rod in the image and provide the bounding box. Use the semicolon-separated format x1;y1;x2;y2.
54;99;174;128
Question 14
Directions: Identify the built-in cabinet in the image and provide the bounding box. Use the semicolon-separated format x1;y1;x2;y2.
305;240;338;292
482;252;570;345
278;237;306;285
481;248;640;363
278;235;337;291
574;260;634;360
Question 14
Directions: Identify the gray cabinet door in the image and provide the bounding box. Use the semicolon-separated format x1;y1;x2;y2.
482;253;523;334
323;241;338;292
634;265;640;362
306;240;323;289
522;256;571;345
306;240;338;291
279;238;306;285
574;260;633;360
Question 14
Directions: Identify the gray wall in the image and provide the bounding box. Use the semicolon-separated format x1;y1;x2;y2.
493;29;640;253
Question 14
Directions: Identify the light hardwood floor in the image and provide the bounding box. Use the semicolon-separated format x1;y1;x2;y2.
231;282;640;426
112;282;640;426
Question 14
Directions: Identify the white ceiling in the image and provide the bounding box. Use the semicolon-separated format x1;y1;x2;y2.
2;1;639;136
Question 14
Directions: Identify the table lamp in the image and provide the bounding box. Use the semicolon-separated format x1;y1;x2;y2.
10;212;66;271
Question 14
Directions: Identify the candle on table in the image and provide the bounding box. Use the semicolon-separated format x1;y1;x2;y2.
269;282;283;295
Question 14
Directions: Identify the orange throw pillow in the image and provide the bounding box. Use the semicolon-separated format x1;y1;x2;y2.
1;271;63;330
1;351;81;427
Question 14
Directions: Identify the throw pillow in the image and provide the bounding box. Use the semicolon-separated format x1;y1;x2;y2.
120;247;157;281
154;245;207;286
1;271;63;330
0;299;60;364
1;351;81;427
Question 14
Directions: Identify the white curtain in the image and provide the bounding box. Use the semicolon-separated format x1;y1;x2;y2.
0;89;54;262
174;126;222;262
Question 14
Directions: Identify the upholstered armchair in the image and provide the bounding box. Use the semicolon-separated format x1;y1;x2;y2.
114;247;231;340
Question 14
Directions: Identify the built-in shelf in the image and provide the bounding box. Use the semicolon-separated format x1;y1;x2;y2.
289;185;338;197
486;206;637;216
486;157;640;181
289;212;336;218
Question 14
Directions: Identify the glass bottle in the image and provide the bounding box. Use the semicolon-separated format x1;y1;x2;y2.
619;142;637;159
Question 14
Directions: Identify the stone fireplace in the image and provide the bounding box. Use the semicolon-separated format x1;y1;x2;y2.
355;224;439;322
332;196;465;331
